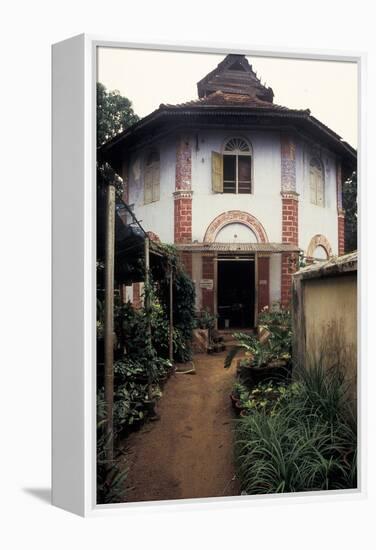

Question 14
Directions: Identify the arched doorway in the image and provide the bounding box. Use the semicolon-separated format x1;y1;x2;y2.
204;212;268;330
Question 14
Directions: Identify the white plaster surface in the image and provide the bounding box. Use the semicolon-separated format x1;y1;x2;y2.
297;142;338;255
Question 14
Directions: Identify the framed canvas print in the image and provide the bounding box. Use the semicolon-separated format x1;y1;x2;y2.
52;35;364;516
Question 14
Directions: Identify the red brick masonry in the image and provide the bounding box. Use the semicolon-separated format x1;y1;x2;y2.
174;194;192;243
338;210;345;256
281;193;299;308
174;136;193;244
201;254;215;313
336;161;345;256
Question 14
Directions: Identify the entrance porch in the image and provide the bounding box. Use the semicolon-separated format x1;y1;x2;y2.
176;242;300;328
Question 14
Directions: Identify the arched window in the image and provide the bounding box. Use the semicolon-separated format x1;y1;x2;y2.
144;150;160;204
223;137;252;194
309;157;324;206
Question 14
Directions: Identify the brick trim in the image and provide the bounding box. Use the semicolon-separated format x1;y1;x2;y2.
204;210;268;243
336;161;346;255
338;210;345;256
281;135;299;309
174;136;193;244
306;234;333;259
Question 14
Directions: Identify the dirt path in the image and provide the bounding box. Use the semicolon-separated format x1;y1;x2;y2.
121;351;240;502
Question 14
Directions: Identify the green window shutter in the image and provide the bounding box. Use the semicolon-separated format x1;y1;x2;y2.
212;151;223;193
309;169;317;204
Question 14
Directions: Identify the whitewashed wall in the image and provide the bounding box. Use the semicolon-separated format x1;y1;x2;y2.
191;129;283;243
127;135;176;243
126;131;339;260
270;254;282;304
296;141;339;255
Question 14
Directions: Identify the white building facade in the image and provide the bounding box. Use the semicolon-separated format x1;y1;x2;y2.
102;55;356;329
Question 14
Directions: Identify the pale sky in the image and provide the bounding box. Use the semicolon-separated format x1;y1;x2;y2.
97;47;358;148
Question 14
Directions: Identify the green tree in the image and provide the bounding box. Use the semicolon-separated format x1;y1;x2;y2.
97;84;140;261
97;82;139;146
343;171;357;253
97;83;139;197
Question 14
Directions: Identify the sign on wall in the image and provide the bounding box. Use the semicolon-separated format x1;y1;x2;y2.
200;279;214;290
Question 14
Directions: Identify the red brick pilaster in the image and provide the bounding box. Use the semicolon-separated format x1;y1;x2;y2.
281;195;299;308
280;134;299;309
174;135;193;244
338;210;345;256
174;192;193;243
336;161;345;256
201;254;215;313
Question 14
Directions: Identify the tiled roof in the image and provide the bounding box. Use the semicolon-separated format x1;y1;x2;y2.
295;251;357;280
175;242;301;253
160;90;308;113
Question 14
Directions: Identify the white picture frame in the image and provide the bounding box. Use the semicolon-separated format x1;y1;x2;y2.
52;34;366;517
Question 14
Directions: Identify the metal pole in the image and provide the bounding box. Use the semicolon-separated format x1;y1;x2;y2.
169;266;174;363
104;181;116;463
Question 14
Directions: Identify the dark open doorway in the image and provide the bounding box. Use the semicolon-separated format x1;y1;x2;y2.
217;258;255;330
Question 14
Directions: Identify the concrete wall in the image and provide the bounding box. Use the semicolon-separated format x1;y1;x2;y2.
293;270;357;404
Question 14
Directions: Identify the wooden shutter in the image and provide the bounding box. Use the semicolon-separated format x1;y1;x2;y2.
316;172;324;206
309;169;317;204
212;151;223;193
144;167;153;204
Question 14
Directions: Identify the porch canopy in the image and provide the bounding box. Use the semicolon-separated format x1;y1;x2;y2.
175;242;300;253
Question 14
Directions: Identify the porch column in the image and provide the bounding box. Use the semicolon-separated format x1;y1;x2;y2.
257;255;270;313
280;134;299;308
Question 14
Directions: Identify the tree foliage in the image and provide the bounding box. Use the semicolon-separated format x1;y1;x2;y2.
97;82;139;146
97;82;139;197
343;171;357;253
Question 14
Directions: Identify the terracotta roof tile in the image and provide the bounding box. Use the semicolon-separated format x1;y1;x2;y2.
175;242;301;253
160;91;308;113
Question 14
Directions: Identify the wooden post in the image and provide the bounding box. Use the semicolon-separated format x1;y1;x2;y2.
169;265;174;363
144;237;154;401
144;237;150;313
104;181;116;463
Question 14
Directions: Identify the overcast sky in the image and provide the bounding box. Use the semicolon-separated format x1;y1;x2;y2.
97;47;358;148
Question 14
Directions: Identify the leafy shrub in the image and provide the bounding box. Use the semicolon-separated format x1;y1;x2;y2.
257;303;291;329
170;269;196;362
194;309;217;330
225;304;292;371
225;330;291;370
234;362;357;494
234;380;301;416
97;394;128;504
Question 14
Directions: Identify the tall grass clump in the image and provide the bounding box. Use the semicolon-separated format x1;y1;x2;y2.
234;361;357;494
